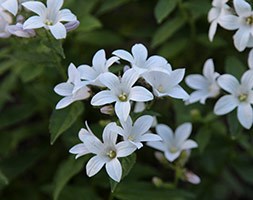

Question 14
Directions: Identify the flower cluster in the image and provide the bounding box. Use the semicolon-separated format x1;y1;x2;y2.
54;43;198;182
0;0;78;39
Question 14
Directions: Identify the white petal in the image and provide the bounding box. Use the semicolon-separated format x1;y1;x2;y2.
208;7;219;22
99;72;120;92
219;15;240;30
208;21;217;42
130;86;153;102
134;102;145;113
122;68;139;89
120;116;133;134
166;85;189;100
2;0;18;16
47;0;63;11
233;28;250;52
23;16;44;29
112;49;134;63
203;59;215;79
214;95;238;115
175;123;192;146
67;63;79;83
167;69;185;86
55;96;73;109
132;43;148;66
140;133;161;142
145;55;168;70
22;1;46;17
156;124;174;143
181;140;198;150
106;159;122;182
102;122;118;145
185;75;208;90
241;70;253;89
72;86;91;101
165;151;180;162
132;115;153;135
78;65;97;81
54;83;73;96
92;49;106;71
237;103;253;129
91;90;116;106
248;49;253;69
59;9;77;22
116;141;136;157
234;0;251;16
106;56;120;68
78;128;91;142
217;74;240;94
115;101;131;121
86;155;106;177
146;141;165;151
69;144;89;158
188;90;209;104
49;22;67;39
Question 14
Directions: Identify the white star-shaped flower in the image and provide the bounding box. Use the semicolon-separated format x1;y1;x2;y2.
219;0;253;51
77;49;119;87
22;0;77;39
54;63;90;109
91;69;154;121
208;0;230;41
142;69;189;100
116;115;161;149
69;122;136;182
147;123;198;162
112;43;171;75
214;70;253;129
185;59;220;104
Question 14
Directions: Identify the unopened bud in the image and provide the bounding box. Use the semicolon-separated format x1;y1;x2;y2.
64;20;80;32
100;105;114;115
184;170;201;185
7;23;36;38
152;177;163;187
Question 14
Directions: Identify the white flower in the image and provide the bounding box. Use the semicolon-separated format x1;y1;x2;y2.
219;0;253;51
208;0;230;41
116;115;161;149
112;43;171;75
7;22;35;37
248;48;253;69
69;122;136;182
147;123;198;162
185;59;220;104
0;0;18;16
77;49;119;87
142;69;189;100
214;70;253;129
91;69;154;121
54;63;90;109
0;8;12;38
22;0;77;39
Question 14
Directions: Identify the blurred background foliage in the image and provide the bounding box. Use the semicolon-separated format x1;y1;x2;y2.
0;0;253;199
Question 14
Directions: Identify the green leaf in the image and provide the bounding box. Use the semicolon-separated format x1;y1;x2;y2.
78;15;102;32
0;169;9;187
154;0;178;24
225;56;246;80
96;0;130;15
227;110;242;139
110;153;136;193
195;126;212;153
49;102;84;145
53;156;87;200
152;15;185;48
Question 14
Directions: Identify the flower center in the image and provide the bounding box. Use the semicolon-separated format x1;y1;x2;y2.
107;150;117;159
246;16;253;25
45;19;53;26
169;146;178;153
157;85;164;92
238;93;248;102
118;92;128;102
128;135;134;141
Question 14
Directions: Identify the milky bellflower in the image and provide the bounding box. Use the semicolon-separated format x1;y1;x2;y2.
185;59;220;104
142;69;189;100
69;122;136;182
147;123;198;162
208;0;230;41
112;43;170;75
220;0;253;51
54;63;90;109
22;0;77;39
78;49;119;87
91;69;154;121
116;115;161;149
214;70;253;129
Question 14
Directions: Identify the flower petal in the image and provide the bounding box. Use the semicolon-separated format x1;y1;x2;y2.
59;9;77;22
219;15;240;30
208;21;217;42
203;59;215;79
54;82;73;96
234;0;251;16
130;86;153;102
47;0;63;11
122;68;139;88
22;1;46;17
217;74;240;94
78;64;97;81
146;141;165;151
214;95;238;115
86;155;106;177
2;0;18;16
166;85;189;100
102;122;118;145
115;101;131;121
156;124;174;143
69;144;89;159
237;103;253;129
140;133;161;142
241;70;253;89
116;141;136;157
233;28;250;52
106;159;122;182
55;96;73;109
112;49;134;63
92;49;106;71
185;75;209;90
91;90;116;106
165;151;180;162
181;140;198;150
99;72;120;92
23;16;44;29
132;43;148;66
132;115;153;135
248;49;253;69
175;123;192;146
49;22;67;39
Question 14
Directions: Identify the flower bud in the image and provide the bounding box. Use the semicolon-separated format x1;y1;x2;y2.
100;105;114;115
64;20;80;32
7;23;36;38
184;170;201;185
